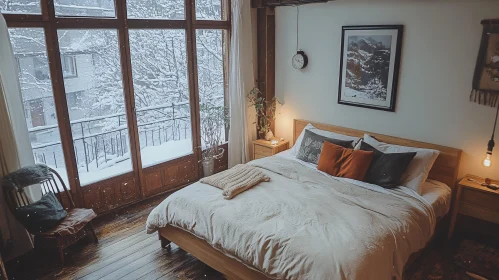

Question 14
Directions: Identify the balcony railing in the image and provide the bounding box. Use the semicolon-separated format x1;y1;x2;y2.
29;101;194;173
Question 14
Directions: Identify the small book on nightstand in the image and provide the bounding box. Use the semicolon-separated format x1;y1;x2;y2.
448;174;499;240
252;139;289;160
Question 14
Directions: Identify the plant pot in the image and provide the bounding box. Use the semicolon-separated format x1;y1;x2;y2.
265;130;274;141
202;158;215;177
201;147;224;177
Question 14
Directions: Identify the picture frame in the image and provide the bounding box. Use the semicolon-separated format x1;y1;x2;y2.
470;19;499;106
338;25;404;112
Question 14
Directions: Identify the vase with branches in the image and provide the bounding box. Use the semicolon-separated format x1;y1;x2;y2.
199;103;230;176
247;87;278;139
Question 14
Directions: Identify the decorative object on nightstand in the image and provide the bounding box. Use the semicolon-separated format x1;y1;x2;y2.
448;174;499;240
247;87;279;140
253;139;289;160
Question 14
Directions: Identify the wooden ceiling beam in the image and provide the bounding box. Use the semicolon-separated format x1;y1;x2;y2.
256;6;276;137
251;0;266;9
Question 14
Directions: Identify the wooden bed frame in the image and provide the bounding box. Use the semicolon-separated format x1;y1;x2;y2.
158;119;462;280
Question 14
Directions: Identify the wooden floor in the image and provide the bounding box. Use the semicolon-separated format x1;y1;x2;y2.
6;194;225;280
6;191;499;280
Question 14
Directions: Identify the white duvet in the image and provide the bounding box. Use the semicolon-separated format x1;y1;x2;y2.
146;155;436;280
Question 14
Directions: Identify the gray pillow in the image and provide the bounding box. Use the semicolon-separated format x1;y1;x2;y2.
15;192;67;234
296;130;354;164
360;142;417;188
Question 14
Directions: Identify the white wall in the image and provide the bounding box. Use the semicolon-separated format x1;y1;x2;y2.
274;0;499;179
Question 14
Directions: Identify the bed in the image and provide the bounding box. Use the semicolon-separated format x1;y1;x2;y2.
146;119;462;280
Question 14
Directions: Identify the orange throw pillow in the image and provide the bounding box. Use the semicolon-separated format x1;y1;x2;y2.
317;141;374;181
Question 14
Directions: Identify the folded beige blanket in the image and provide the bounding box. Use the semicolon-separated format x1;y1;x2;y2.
200;164;270;199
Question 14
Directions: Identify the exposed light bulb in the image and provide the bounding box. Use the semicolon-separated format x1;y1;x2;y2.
483;153;492;167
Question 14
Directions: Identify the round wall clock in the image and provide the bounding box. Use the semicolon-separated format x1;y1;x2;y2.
292;50;308;70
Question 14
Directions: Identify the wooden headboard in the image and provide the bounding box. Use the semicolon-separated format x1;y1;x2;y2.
294;119;462;188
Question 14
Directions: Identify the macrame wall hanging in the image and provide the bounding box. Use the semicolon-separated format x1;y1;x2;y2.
470;19;499;107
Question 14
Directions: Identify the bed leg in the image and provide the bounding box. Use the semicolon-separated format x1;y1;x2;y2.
158;232;171;249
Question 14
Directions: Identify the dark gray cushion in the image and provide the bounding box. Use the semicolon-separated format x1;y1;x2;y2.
297;130;354;164
360;142;416;188
15;192;67;234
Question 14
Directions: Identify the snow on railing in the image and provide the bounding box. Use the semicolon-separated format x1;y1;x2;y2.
31;102;190;172
29;96;224;173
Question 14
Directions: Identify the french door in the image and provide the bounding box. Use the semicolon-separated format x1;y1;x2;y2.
4;0;230;213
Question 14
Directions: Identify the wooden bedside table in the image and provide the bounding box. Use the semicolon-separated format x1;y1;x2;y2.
448;174;499;240
253;139;289;160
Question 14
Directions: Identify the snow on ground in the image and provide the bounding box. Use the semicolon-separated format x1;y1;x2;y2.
344;87;386;101
51;138;193;187
140;138;192;168
344;87;374;99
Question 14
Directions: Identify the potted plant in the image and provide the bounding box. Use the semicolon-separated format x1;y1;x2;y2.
247;87;278;140
199;103;230;177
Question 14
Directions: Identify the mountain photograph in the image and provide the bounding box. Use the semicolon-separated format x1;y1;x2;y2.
344;35;392;101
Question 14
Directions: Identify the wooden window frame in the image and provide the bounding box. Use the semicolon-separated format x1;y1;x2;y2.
4;0;231;208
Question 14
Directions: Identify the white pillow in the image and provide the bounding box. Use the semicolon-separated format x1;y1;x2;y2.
363;134;440;194
353;139;363;150
290;123;360;155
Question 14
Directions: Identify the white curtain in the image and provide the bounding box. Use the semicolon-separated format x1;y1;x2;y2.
0;14;42;261
228;0;257;167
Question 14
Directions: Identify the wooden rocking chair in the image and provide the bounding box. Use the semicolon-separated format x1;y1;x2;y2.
1;164;98;264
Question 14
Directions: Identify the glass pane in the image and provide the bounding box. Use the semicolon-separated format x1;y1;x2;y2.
0;0;40;14
129;29;193;168
196;29;228;146
54;0;115;17
9;28;69;186
127;0;184;19
58;29;132;186
196;0;222;20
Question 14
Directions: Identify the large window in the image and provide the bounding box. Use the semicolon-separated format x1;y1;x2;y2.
196;29;228;145
3;0;230;190
129;29;193;168
58;29;132;185
9;28;69;185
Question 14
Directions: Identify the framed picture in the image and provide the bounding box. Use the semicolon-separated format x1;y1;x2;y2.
338;25;404;112
470;19;499;106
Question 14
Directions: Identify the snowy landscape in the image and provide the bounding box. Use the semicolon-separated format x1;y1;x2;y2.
345;35;392;101
3;0;226;186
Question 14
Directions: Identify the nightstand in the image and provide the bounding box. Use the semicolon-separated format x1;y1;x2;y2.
448;174;499;240
253;139;289;160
